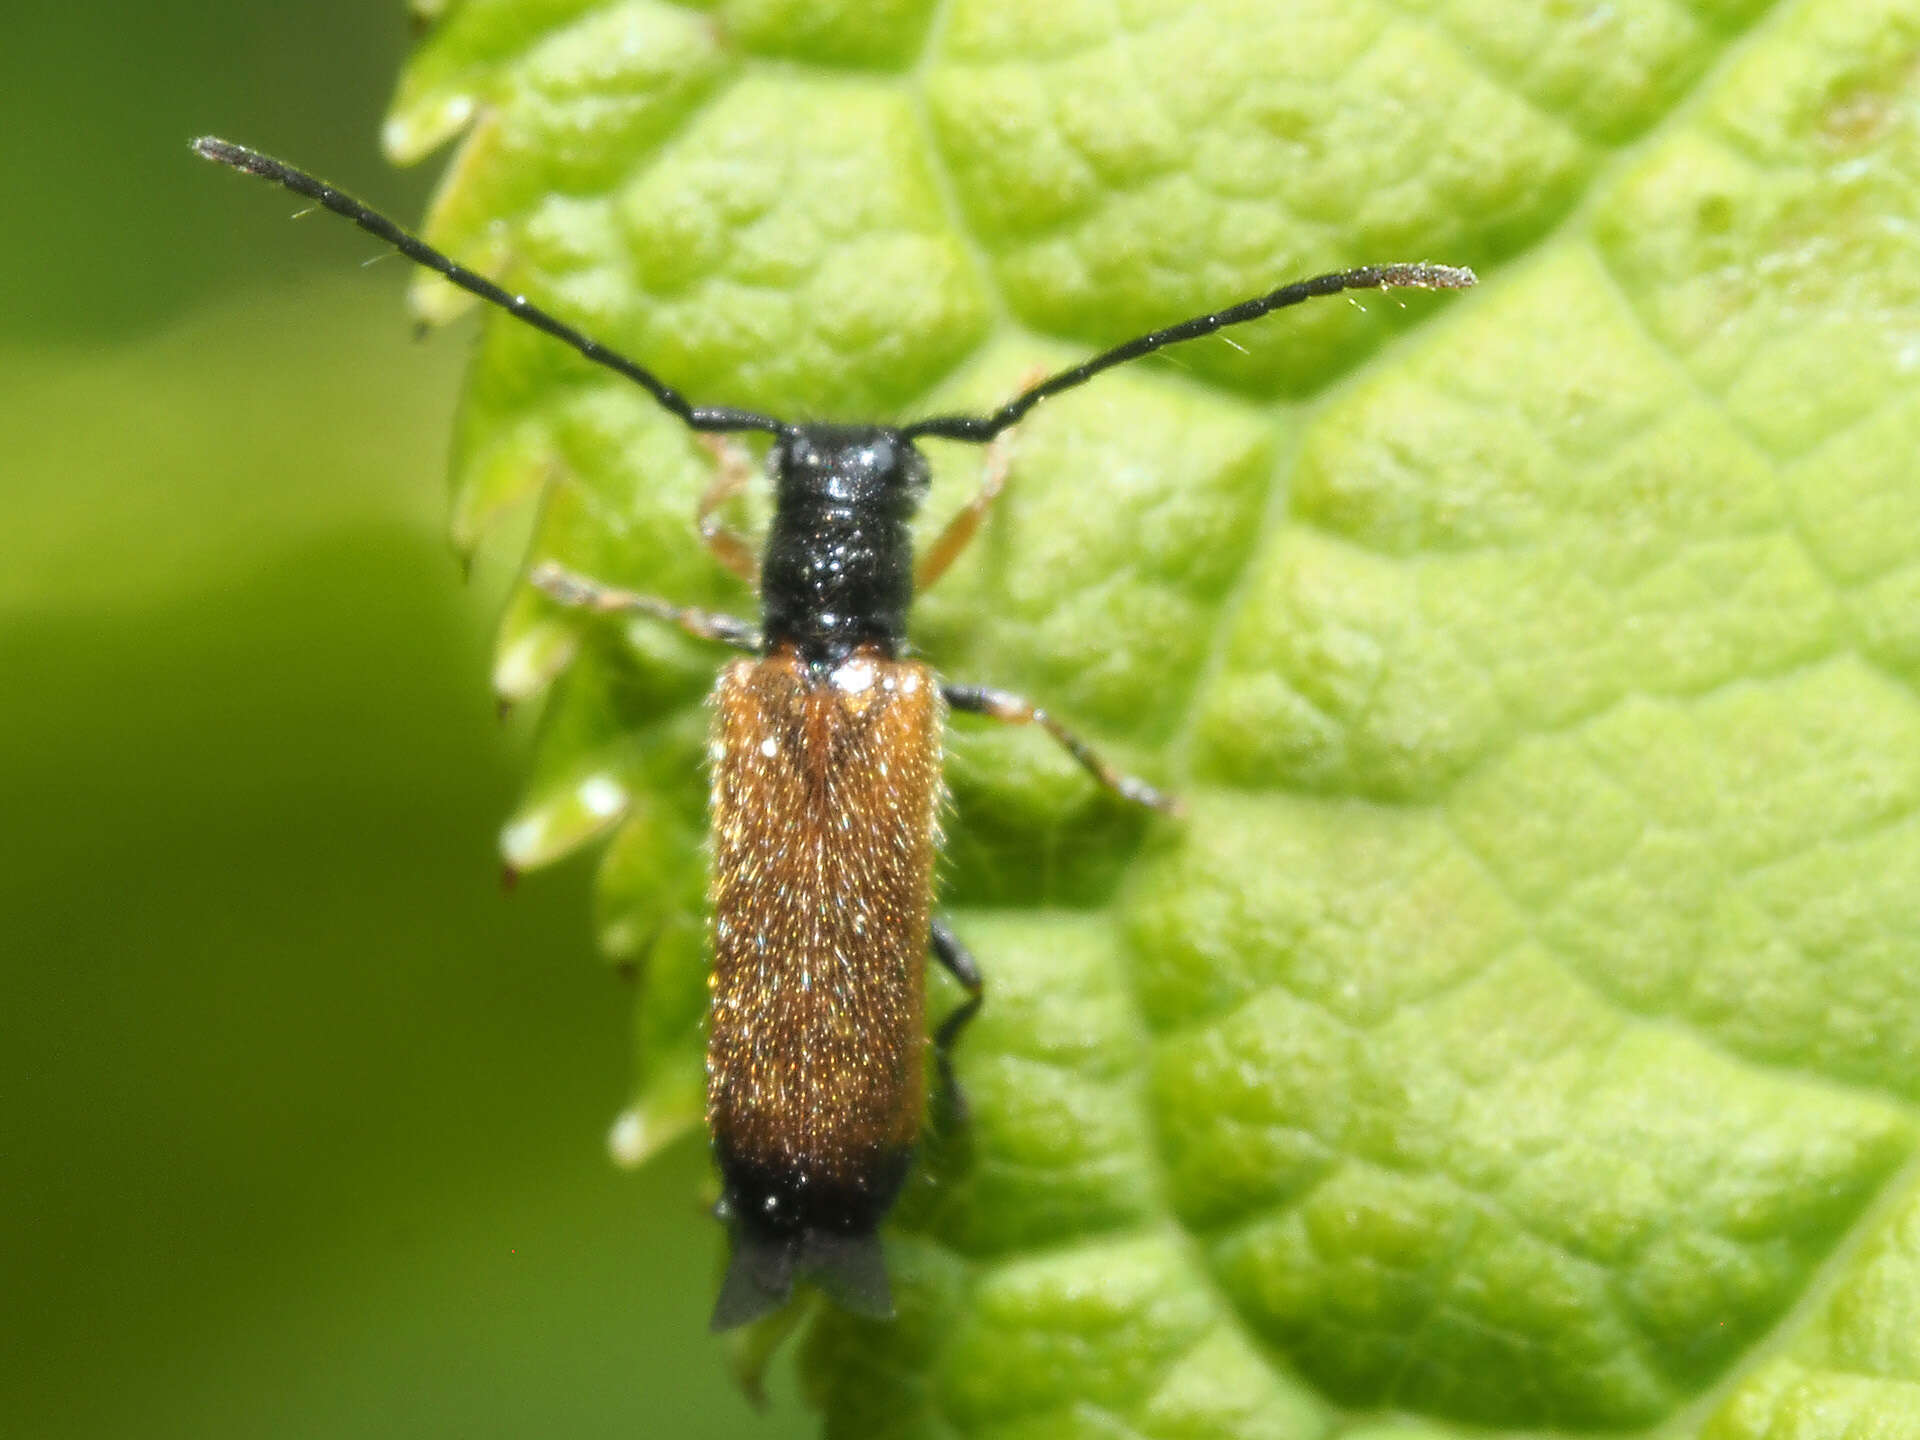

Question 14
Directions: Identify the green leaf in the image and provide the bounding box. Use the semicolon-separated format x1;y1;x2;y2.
389;0;1920;1433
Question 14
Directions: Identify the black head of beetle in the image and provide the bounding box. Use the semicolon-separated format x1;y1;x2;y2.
752;428;925;672
774;425;929;512
759;424;931;668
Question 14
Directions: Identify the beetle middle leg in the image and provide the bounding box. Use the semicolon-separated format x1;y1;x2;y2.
941;681;1183;816
529;561;761;651
930;917;983;1129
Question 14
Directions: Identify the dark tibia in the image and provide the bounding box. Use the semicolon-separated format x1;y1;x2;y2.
930;918;983;1130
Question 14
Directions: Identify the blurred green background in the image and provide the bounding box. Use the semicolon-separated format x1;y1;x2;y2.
1;4;809;1435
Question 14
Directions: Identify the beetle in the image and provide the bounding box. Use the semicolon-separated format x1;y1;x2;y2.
195;135;1474;1329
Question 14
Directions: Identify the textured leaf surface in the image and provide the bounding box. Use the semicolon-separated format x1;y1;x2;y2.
390;0;1920;1434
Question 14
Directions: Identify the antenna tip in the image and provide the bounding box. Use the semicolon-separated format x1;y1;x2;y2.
1374;262;1478;291
192;136;268;177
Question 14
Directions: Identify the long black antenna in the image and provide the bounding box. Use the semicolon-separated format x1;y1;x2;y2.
899;263;1476;445
193;137;788;438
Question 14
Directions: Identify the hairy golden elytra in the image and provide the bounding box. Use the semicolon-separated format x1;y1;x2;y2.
194;135;1474;1329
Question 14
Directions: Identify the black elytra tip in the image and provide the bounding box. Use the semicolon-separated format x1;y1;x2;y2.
710;1225;891;1332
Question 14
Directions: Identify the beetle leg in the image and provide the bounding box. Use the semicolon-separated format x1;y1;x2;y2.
530;561;761;651
915;367;1044;590
941;681;1183;815
694;434;761;585
930;917;983;1129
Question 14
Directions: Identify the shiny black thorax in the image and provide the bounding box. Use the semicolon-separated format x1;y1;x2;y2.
758;424;930;668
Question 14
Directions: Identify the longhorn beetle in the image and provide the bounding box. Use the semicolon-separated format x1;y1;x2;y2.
195;136;1474;1330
